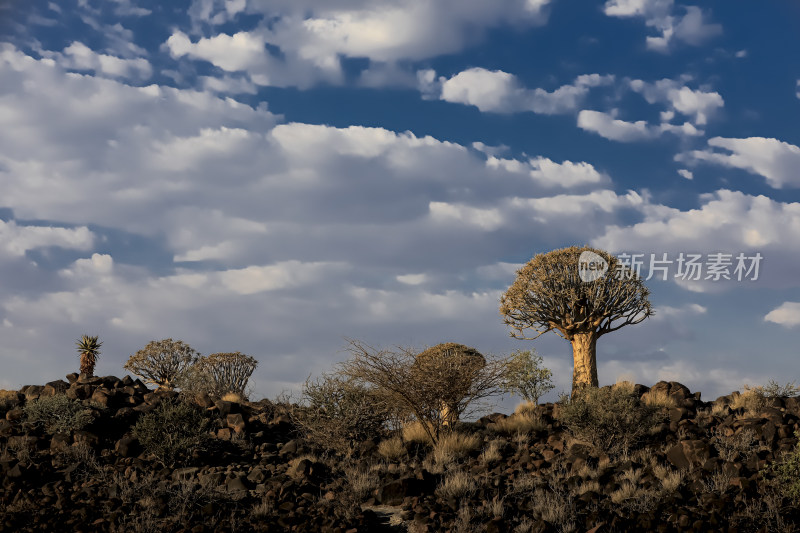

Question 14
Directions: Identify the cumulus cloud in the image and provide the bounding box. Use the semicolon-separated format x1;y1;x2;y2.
630;78;724;125
678;137;800;189
44;41;151;80
765;302;800;327
487;156;610;188
437;68;614;114
0;220;94;259
577;109;702;142
594;189;800;290
604;0;721;52
166;0;555;89
678;169;693;180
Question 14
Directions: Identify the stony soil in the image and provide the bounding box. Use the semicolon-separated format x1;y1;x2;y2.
2;375;800;532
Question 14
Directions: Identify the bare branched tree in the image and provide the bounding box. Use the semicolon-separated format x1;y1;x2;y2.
339;339;509;443
500;246;653;395
124;339;199;390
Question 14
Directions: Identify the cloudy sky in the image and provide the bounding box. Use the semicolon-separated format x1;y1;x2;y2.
1;0;799;406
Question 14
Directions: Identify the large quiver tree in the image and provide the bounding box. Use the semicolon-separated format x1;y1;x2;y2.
500;246;653;395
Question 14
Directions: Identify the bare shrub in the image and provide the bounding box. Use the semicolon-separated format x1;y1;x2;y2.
556;385;664;457
712;427;758;462
23;394;92;434
295;372;391;456
124;339;199;390
340;338;509;444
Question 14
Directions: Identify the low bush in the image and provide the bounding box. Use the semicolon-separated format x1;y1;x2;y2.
132;397;210;466
23;394;93;434
767;429;800;501
556;385;665;457
295;372;392;456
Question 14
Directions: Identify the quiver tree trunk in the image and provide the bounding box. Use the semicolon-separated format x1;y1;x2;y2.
570;332;598;394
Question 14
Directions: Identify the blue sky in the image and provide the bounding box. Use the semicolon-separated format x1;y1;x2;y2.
1;0;799;405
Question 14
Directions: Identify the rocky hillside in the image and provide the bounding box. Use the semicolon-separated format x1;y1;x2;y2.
2;375;800;532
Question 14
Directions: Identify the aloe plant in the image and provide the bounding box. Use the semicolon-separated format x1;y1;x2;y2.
76;334;102;376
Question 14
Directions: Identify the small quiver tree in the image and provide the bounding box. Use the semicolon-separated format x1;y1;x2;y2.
340;339;509;444
195;352;258;400
500;245;653;396
123;338;199;391
76;334;102;377
411;343;486;427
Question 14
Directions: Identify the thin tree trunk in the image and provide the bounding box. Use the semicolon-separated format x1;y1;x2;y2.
570;332;598;394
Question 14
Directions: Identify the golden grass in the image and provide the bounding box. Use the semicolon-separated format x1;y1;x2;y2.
489;412;546;436
436;469;477;500
641;388;678;409
514;401;539;416
221;392;244;403
377;436;406;461
0;390;19;410
731;386;767;416
431;431;482;466
612;380;636;395
402;420;434;445
479;439;503;465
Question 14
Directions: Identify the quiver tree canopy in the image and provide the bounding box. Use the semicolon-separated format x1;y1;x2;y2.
411;343;486;425
500;246;653;394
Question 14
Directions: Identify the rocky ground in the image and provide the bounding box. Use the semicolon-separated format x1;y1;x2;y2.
2;375;800;532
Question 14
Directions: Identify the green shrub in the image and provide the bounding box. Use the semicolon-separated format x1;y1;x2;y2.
767;429;800;501
501;349;554;405
295;372;392;456
23;394;93;434
132;397;210;466
556;385;664;456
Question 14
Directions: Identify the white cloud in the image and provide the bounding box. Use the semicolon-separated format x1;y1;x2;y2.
630;78;724;125
438;68;614;114
166;30;266;72
217;261;347;295
487;156;609;188
396;273;428;285
51;41;151;79
428;202;505;231
796;80;800;99
604;0;721;52
0;220;94;258
594;189;800;289
677;169;693;180
678;136;800;189
578;109;703;142
765;302;800;327
171;0;554;89
577;110;655;142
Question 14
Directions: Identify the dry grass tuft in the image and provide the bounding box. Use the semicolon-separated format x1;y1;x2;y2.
612;380;636;395
479;439;503;465
402;420;435;445
221;392;244;403
430;431;482;467
378;436;406;461
490;412;546;436
514;401;539;416
641;388;678;409
436;469;477;500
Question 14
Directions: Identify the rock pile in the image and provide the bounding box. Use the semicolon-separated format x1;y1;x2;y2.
2;376;800;532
